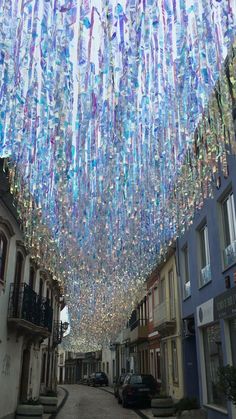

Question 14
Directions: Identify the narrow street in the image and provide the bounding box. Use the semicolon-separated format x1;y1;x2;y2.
56;385;156;419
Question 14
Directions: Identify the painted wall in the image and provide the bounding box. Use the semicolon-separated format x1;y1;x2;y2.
0;196;61;418
178;154;236;419
158;253;184;401
0;201;26;418
102;346;116;385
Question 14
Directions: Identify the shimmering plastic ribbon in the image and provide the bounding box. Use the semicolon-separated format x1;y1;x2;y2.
0;0;236;350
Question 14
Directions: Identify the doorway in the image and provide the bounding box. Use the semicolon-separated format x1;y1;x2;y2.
19;348;31;402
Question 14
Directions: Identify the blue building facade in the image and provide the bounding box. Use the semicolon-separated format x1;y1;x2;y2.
177;153;236;419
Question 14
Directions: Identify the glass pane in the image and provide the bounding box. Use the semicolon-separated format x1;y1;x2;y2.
200;228;206;268
130;375;142;384
203;323;226;408
229;194;236;242
223;198;231;247
229;319;236;367
184;247;189;283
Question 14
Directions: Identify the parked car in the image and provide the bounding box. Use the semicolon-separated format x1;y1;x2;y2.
118;373;160;408
114;374;126;398
87;372;108;386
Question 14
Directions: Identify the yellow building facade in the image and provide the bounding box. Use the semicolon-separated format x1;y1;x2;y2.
153;249;184;400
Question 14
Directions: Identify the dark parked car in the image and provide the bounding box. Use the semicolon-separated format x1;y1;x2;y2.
87;372;108;386
118;373;160;408
114;374;126;398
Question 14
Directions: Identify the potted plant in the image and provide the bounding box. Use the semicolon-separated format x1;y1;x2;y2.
218;364;236;405
151;393;175;417
16;399;43;419
40;388;58;413
175;397;200;417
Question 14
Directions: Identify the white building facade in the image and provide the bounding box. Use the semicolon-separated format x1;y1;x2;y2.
0;160;63;419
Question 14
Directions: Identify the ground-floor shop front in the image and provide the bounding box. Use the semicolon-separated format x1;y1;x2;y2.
195;288;236;419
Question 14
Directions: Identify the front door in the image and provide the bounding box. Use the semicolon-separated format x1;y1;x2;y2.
19;348;31;402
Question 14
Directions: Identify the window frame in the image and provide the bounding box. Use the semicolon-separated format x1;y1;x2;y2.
159;277;165;304
222;191;236;247
148;292;153;321
168;269;176;320
0;218;14;288
198;223;211;288
202;322;227;409
0;230;8;285
221;190;236;268
182;243;191;299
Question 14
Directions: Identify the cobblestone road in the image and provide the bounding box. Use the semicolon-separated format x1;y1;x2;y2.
56;385;153;419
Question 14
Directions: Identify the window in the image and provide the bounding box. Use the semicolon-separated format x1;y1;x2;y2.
182;245;191;299
148;293;153;320
41;353;47;384
29;266;35;290
171;340;178;384
199;224;211;287
0;231;7;283
39;277;44;298
154;286;158;307
159;278;165;303
222;192;236;267
203;323;226;408
106;362;109;374
229;319;236;367
13;251;24;316
112;359;115;380
168;269;176;319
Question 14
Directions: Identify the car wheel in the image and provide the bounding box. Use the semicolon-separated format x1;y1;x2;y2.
122;397;128;408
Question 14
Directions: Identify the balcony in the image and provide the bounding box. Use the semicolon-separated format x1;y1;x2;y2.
223;241;236;268
130;319;148;343
53;321;63;345
153;302;176;337
122;327;131;343
200;264;211;287
8;283;53;338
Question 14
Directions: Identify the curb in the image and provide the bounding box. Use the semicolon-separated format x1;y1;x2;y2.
48;386;69;419
97;386;150;419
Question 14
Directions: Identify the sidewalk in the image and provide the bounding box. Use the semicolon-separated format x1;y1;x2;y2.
43;387;66;419
99;386;176;419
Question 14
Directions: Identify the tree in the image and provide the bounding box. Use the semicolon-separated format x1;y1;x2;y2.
218;365;236;405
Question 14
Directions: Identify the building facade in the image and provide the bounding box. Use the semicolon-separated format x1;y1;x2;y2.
153;250;184;400
146;269;161;383
0;160;63;419
178;154;236;419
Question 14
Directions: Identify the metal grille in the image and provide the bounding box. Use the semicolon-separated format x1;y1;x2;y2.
8;283;53;331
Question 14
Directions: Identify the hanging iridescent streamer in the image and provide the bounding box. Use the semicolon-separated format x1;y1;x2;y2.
0;0;236;350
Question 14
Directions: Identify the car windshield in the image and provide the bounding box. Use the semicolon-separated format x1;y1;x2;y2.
130;375;155;385
96;373;103;377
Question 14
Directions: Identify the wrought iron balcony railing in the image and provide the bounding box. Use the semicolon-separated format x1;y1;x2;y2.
130;318;147;331
53;321;63;345
223;241;236;268
8;283;53;332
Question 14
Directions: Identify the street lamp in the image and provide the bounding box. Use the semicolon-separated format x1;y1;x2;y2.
61;321;69;335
